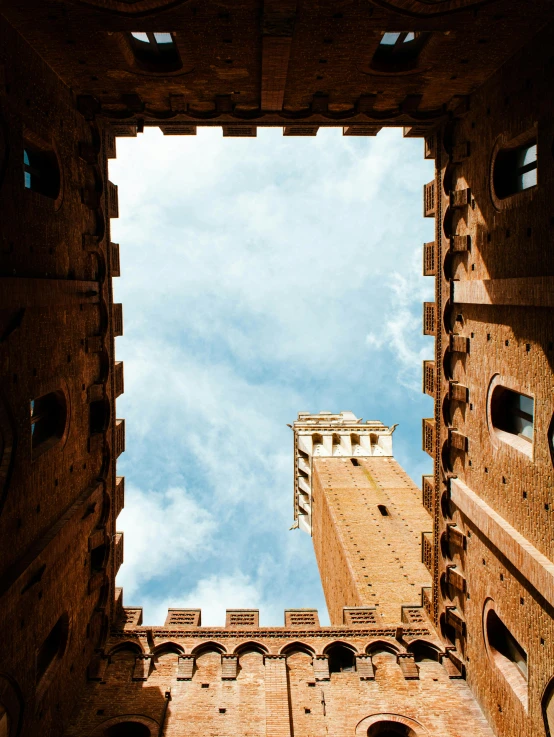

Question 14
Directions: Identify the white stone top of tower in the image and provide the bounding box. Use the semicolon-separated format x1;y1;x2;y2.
291;411;397;534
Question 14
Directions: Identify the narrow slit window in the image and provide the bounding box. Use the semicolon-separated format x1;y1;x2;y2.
493;141;537;198
378;504;389;517
30;391;67;456
23;145;60;199
491;386;534;448
350;458;359;466
128;32;182;72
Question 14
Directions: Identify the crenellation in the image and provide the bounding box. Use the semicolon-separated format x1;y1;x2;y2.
0;3;552;736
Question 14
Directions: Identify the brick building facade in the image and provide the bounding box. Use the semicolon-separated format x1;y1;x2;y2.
0;1;553;736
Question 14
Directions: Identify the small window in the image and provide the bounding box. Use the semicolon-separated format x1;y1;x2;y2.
486;608;527;689
30;391;67;456
128;32;182;72
326;643;356;674
36;613;69;684
494;141;537;199
23;145;60;199
491;386;534;450
371;32;429;73
378;504;389;517
350;458;359;466
90;543;108;574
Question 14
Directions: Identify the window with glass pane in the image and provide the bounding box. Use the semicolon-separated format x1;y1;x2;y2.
23;145;60;199
493;140;537;198
30;391;67;453
491;386;534;443
128;32;181;72
372;32;429;72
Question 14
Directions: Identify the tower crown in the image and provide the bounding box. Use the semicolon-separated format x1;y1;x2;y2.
292;411;397;534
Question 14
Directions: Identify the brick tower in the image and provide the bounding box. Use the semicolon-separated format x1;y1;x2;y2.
292;412;431;624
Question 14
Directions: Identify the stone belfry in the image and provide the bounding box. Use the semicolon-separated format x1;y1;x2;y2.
292;412;431;625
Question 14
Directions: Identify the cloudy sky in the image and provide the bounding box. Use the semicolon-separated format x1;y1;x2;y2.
110;126;434;627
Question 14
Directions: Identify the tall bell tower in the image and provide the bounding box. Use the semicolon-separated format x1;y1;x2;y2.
292;411;432;625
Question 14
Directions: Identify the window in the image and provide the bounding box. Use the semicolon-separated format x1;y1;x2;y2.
30;391;67;456
493;141;537;198
105;723;151;737
36;613;69;684
350;458;359;466
490;386;534;450
91;542;108;574
326;643;356;673
542;677;554;737
377;504;389;517
0;707;9;737
368;723;415;737
128;32;181;72
23;145;60;199
485;607;527;698
371;32;430;73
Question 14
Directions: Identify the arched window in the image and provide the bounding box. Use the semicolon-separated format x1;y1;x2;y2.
23;144;60;199
30;391;67;456
371;32;430;73
105;723;151;737
326;643;356;673
493;140;537;198
36;613;69;685
128;32;182;73
490;386;533;451
485;607;527;695
368;722;415;737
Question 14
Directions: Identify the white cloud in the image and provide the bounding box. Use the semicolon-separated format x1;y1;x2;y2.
140;572;264;627
116;483;216;596
109;125;434;623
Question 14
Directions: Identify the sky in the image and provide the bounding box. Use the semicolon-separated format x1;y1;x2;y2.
110;126;435;627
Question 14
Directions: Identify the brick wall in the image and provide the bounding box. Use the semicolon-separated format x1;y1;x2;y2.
63;622;496;737
312;457;431;625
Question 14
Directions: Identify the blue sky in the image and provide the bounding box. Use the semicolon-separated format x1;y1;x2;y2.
110;126;434;626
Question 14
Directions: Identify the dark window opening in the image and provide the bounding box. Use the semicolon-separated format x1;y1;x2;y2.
36;613;69;684
486;608;527;681
493;141;537;198
491;386;533;443
371;32;430;73
105;723;151;737
350;458;359;466
128;32;182;73
89;399;110;435
24;145;60;199
378;504;389;517
91;543;108;574
368;722;415;737
326;643;356;673
30;391;67;455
